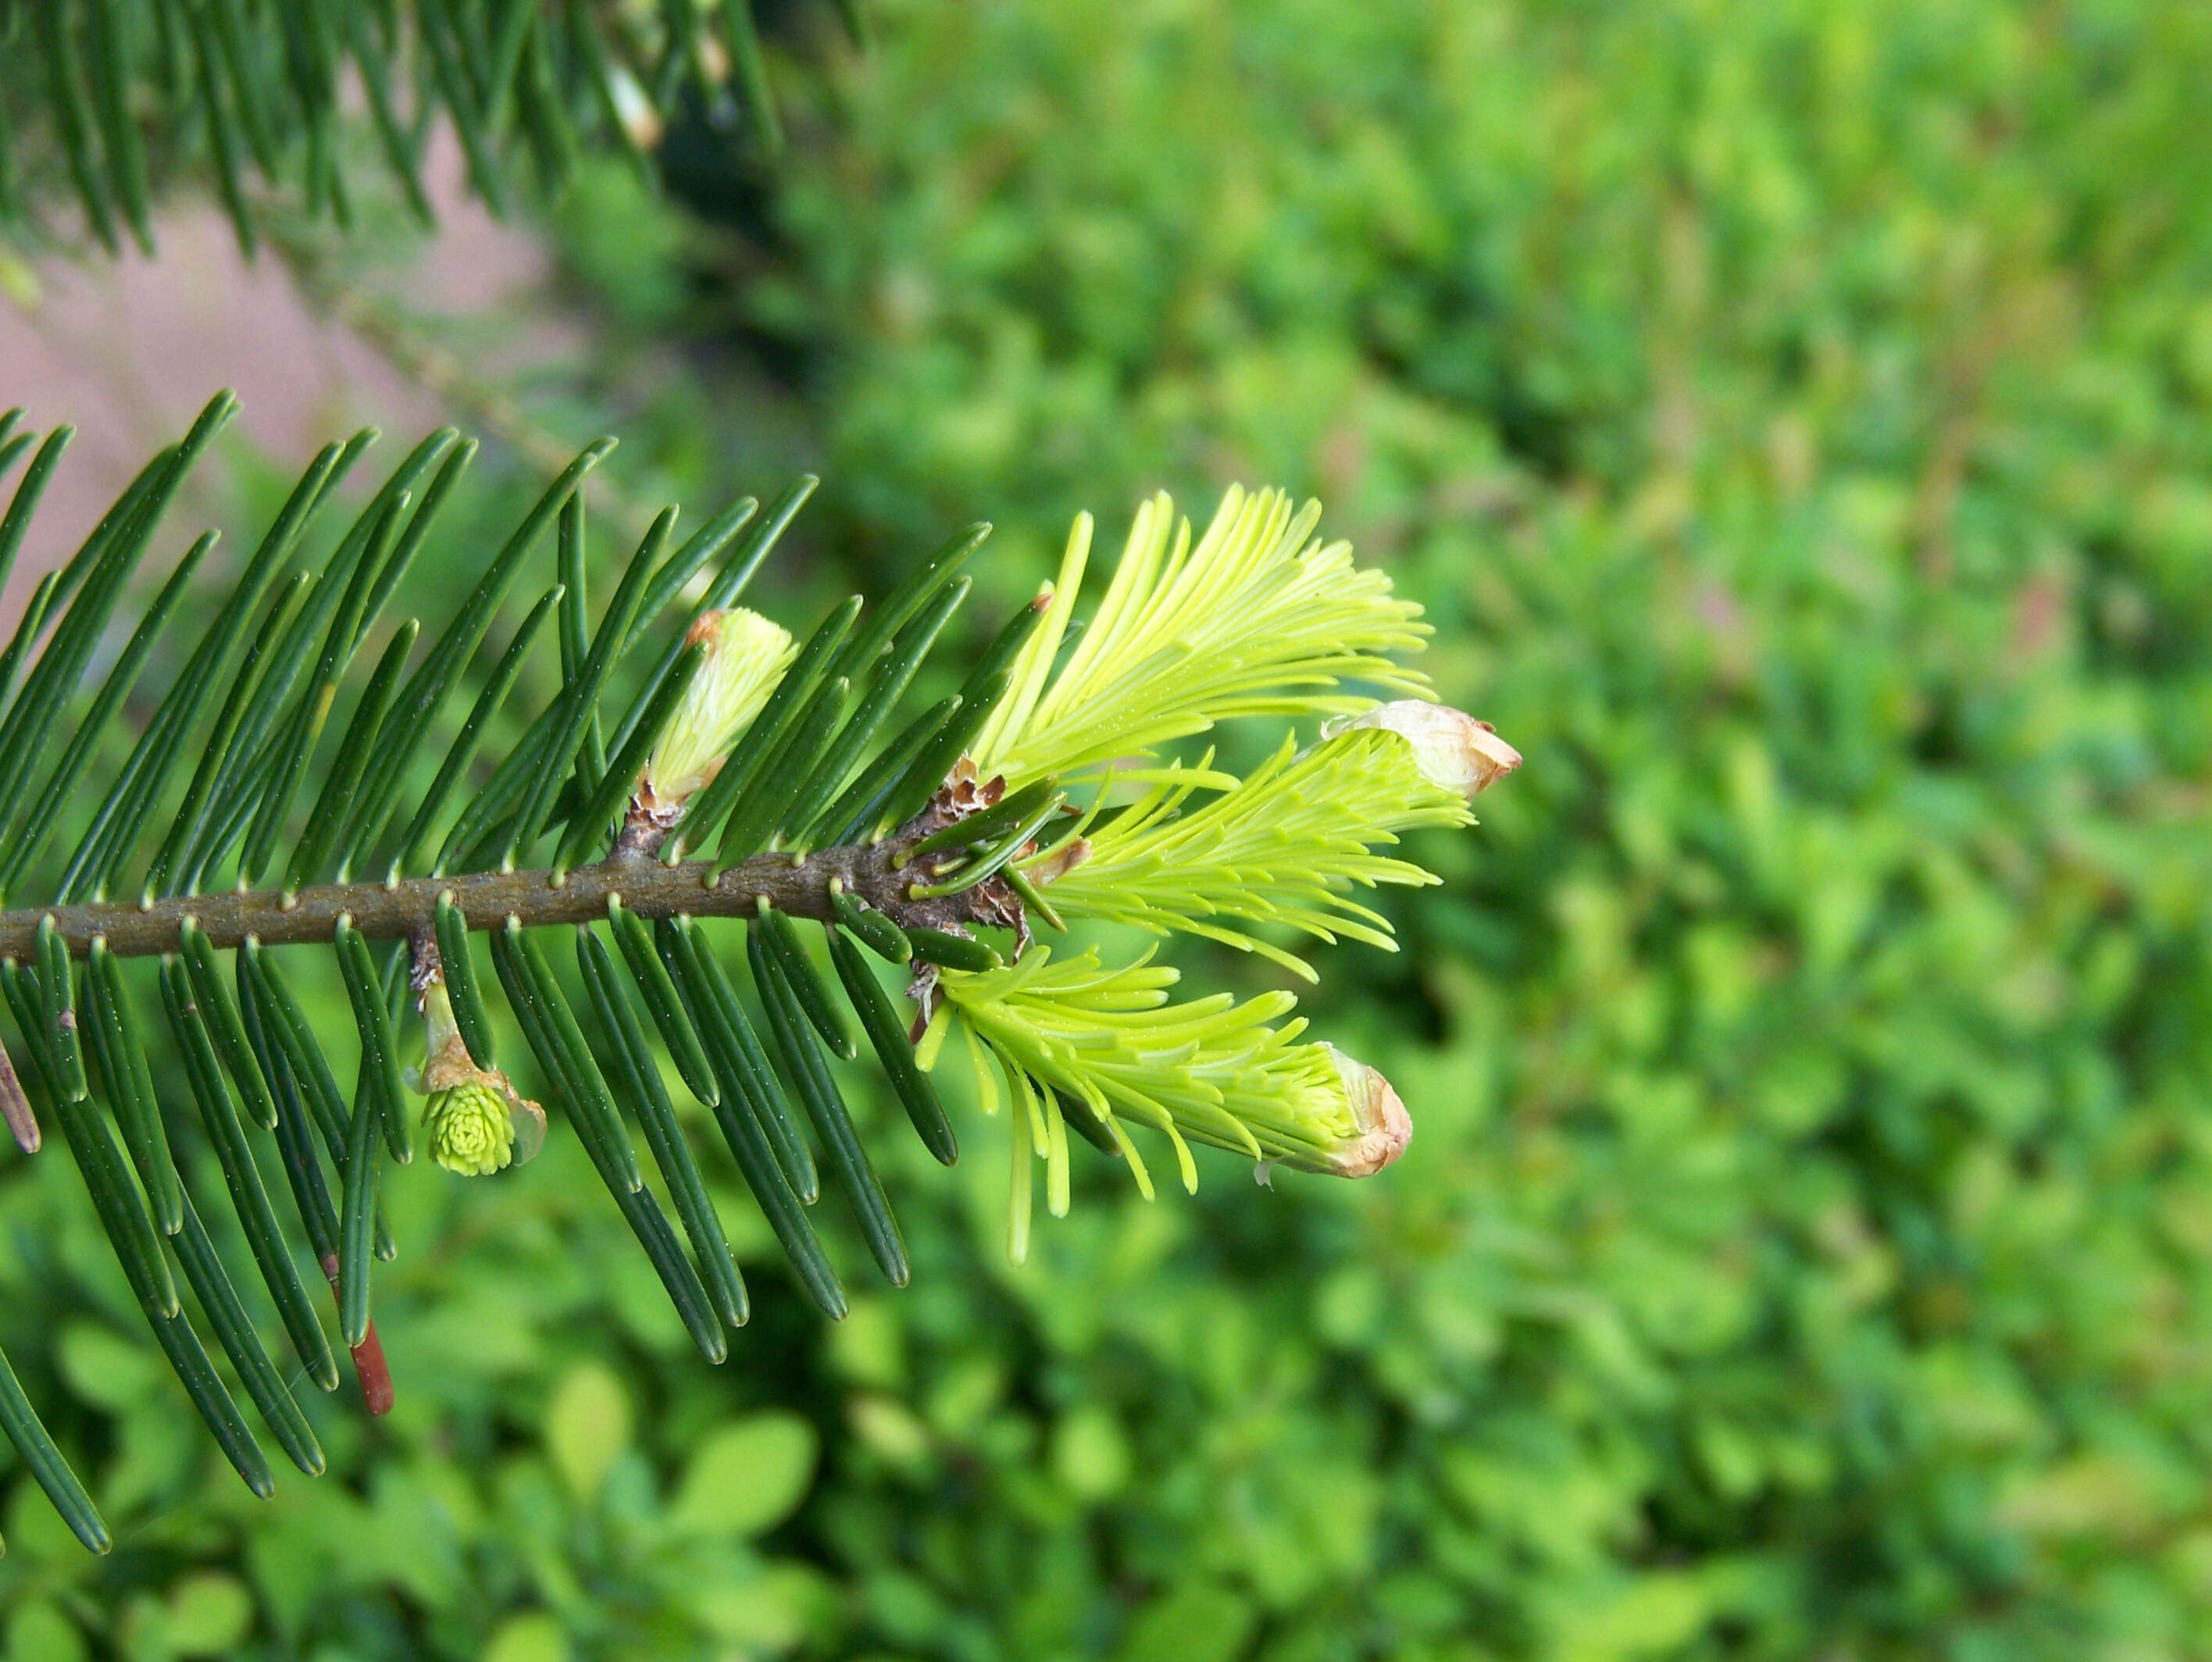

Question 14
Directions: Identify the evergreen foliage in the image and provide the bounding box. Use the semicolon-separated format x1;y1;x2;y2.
0;397;1490;1555
719;4;2212;1656
6;0;2201;1656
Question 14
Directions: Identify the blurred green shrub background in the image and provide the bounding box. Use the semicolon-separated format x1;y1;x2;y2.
9;0;2212;1657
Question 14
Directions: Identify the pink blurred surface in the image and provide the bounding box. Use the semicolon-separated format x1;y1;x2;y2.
0;130;562;621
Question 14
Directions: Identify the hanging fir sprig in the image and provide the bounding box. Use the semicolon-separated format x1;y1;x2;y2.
0;0;850;256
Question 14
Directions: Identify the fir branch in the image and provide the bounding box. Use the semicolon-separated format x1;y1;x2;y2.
0;402;1504;1550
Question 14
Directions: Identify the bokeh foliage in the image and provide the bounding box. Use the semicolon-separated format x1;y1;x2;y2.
10;0;2212;1658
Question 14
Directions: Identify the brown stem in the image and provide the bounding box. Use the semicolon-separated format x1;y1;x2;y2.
0;838;990;962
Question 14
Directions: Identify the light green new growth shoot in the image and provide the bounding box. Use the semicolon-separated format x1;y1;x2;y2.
972;485;1433;786
902;484;1519;1264
1033;727;1475;980
926;947;1411;1262
643;608;797;809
